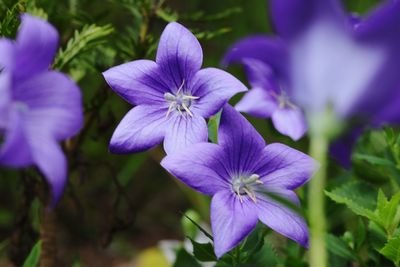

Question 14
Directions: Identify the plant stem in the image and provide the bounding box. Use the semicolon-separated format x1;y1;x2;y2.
39;209;57;267
308;134;329;267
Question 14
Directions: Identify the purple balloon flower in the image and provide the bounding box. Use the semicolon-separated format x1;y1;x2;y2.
161;104;318;257
225;0;400;163
103;22;247;155
0;15;83;204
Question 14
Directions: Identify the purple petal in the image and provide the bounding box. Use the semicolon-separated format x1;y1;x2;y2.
255;143;318;190
190;68;247;118
13;71;83;140
110;105;168;153
102;60;169;106
0;109;32;167
235;87;278;118
161;143;230;195
211;190;258;258
240;58;281;93
256;190;309;247
269;0;347;40
0;38;15;70
163;114;208;155
223;36;288;78
218;105;265;173
15;14;58;80
25;126;67;206
156;22;202;89
271;107;307;141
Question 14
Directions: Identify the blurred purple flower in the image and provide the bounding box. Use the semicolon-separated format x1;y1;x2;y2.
103;22;247;155
0;15;83;204
161;105;317;257
225;0;400;163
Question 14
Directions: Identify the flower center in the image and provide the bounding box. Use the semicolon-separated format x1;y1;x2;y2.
270;90;297;109
232;174;263;203
164;80;199;118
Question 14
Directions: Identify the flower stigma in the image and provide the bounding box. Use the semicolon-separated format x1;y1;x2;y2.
164;80;199;118
232;173;263;203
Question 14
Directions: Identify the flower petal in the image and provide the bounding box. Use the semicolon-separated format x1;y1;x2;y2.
269;0;347;40
211;190;258;258
190;68;247;118
256;190;309;247
0;109;32;167
156;22;202;89
27;133;67;206
102;60;169;106
235;87;278;118
219;104;265;173
110;105;168;153
271;107;307;141
163;114;208;155
15;14;58;80
0;38;15;71
223;36;288;79
13;71;83;140
255;143;318;190
161;143;230;195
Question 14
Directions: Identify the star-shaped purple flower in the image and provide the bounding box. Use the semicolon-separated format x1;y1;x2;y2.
225;0;400;164
224;37;307;141
0;15;83;204
161;104;318;257
103;22;247;155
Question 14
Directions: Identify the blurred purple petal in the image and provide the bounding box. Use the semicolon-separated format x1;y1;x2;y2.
156;22;202;89
13;71;83;140
255;143;318;190
161;143;230;195
163;114;208;154
110;105;168;153
191;68;247;118
211;190;258;258
0;109;32;167
271;107;307;141
15;14;58;80
235;87;278;118
103;60;168;106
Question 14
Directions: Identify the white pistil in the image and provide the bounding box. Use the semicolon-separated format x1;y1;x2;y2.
232;173;263;204
164;80;199;118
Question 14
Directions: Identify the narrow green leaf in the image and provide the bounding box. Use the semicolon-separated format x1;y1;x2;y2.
353;153;395;167
326;234;359;261
375;190;400;234
183;214;213;241
207;111;221;144
22;241;41;267
188;238;217;262
379;236;400;266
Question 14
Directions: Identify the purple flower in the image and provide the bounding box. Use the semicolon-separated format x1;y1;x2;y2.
225;0;400;163
224;38;307;141
161;104;317;257
103;22;247;155
0;15;83;204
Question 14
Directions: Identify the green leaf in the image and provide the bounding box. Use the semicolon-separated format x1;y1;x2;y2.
22;241;41;267
355;218;366;251
182;214;213;241
53;24;114;71
325;181;377;221
188;238;216;262
353;153;395;167
326;234;359;261
173;248;201;267
0;1;25;37
207;111;221;144
379;236;400;266
375;190;400;234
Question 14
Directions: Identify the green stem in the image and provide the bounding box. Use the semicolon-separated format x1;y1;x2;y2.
308;134;329;267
